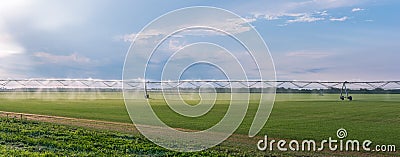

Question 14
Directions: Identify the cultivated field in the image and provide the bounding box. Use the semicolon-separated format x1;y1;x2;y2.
0;92;398;156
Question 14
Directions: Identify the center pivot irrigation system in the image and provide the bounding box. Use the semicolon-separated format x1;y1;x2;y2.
1;79;400;101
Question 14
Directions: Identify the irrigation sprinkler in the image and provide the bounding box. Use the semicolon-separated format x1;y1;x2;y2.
340;81;352;101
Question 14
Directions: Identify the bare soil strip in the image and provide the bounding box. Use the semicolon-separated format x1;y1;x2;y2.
0;111;138;134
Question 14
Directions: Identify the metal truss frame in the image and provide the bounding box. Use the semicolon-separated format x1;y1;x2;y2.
1;79;399;90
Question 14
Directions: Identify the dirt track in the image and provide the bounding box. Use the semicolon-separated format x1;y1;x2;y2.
0;111;139;134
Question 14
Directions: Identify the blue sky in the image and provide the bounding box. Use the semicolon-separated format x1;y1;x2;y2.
0;0;399;81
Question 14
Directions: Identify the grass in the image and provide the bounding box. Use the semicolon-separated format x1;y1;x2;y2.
0;117;258;156
0;92;130;123
148;93;400;148
0;92;398;155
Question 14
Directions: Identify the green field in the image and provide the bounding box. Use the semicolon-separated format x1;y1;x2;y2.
0;118;255;156
0;92;398;155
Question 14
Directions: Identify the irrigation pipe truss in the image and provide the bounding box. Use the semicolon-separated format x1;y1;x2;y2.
1;79;399;90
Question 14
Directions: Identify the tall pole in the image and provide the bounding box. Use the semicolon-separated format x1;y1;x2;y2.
144;80;149;99
340;81;346;100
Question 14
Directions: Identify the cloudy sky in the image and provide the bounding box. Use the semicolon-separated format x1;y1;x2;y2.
0;0;399;81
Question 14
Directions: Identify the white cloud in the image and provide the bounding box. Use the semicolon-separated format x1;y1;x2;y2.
249;0;371;24
287;14;325;23
277;24;288;27
0;1;30;58
34;52;92;64
253;13;280;21
0;2;28;77
0;32;25;58
0;1;94;31
330;16;348;22
317;10;329;16
220;17;256;34
179;17;257;35
119;28;166;43
252;12;304;21
118;17;256;44
352;8;364;12
253;11;329;24
168;39;186;52
0;1;97;78
120;33;137;43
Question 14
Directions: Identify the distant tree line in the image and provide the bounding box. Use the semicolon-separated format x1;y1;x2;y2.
275;87;400;94
0;88;121;92
161;87;400;94
1;87;400;94
205;87;400;94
